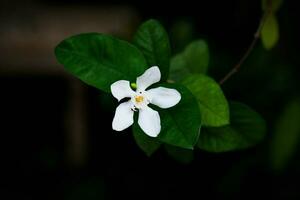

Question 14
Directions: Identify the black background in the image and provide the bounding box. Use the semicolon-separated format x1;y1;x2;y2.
1;0;300;199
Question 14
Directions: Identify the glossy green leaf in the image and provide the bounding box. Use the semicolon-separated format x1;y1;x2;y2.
157;83;201;149
182;74;229;127
270;99;300;171
197;102;266;152
132;124;161;156
170;40;209;81
262;0;283;12
133;19;171;81
55;33;148;92
261;14;279;50
164;145;194;164
133;83;201;150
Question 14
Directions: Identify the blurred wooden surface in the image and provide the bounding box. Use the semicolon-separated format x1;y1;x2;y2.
0;4;139;167
0;5;139;74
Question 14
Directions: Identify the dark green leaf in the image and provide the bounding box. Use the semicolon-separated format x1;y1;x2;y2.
197;102;266;152
157;83;201;149
55;33;148;92
165;145;194;164
133;19;171;81
183;40;209;73
132;124;161;156
270;99;300;171
132;84;200;150
261;14;279;50
262;0;283;12
182;74;229;127
170;40;209;81
169;54;191;81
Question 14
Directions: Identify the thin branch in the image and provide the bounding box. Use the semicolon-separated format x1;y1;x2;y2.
219;1;272;85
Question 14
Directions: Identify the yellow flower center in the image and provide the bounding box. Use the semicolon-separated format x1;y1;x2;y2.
135;95;144;103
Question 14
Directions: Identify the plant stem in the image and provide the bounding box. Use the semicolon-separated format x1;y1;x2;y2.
219;1;272;85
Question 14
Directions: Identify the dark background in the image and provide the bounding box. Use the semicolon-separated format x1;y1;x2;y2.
1;0;300;199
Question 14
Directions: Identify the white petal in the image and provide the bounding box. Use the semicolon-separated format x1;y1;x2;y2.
111;80;135;101
112;101;134;131
136;66;161;92
147;87;181;108
138;106;161;137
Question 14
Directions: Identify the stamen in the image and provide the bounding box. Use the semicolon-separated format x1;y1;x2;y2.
135;95;144;103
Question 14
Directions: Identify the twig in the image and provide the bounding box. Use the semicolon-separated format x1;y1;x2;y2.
219;1;272;85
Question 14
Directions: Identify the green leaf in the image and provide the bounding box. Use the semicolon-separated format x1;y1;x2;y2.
133;83;201;150
261;14;279;50
182;74;229;127
164;145;194;164
55;33;148;92
169;54;191;82
157;83;201;149
197;102;266;152
270;99;300;171
170;40;209;81
262;0;283;12
133;19;171;81
183;40;209;73
132;124;161;156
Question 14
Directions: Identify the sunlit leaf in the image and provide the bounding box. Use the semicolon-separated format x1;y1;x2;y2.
182;74;229;127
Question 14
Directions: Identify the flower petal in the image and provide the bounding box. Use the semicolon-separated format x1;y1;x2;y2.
147;87;181;108
111;80;135;101
112;101;134;131
136;66;161;92
138;106;161;137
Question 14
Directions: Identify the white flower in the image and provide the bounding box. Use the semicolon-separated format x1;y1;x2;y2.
111;66;181;137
